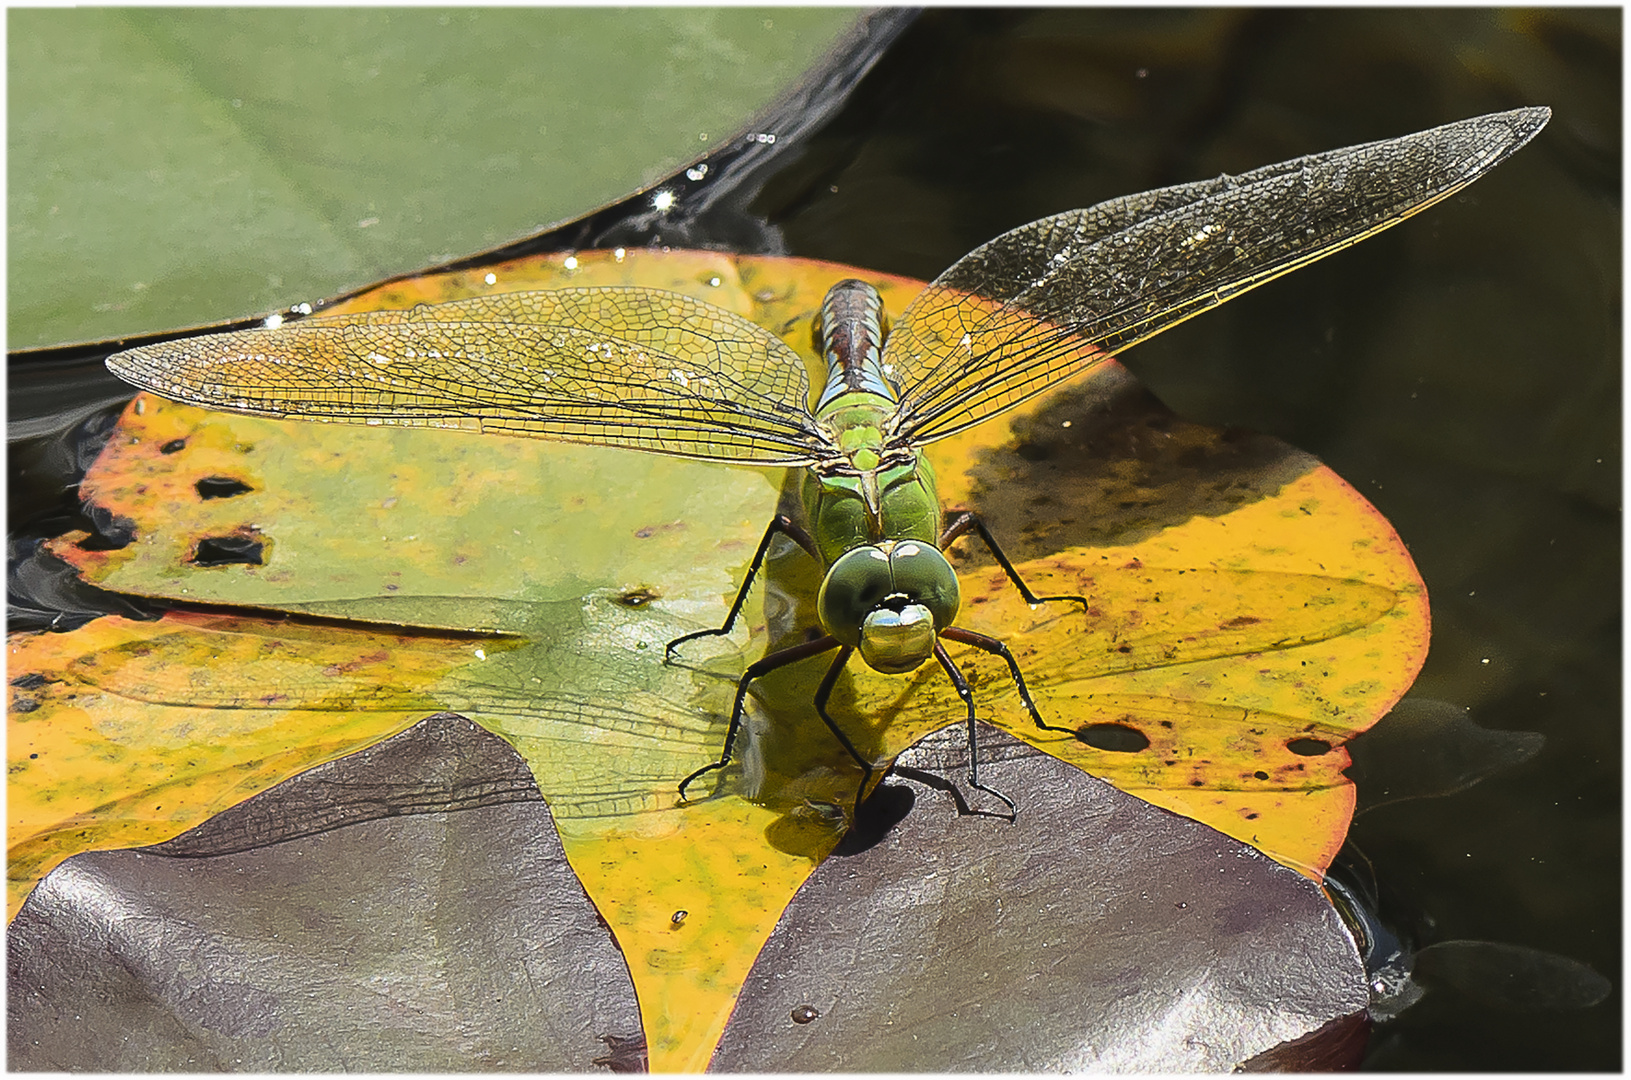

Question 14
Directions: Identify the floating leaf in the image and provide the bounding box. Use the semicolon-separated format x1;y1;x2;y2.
18;247;1427;1067
8;8;868;348
7;718;1369;1071
7;611;462;915
711;725;1369;1071
8;715;647;1071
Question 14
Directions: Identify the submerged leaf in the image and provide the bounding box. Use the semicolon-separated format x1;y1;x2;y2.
1413;940;1612;1012
1347;698;1546;812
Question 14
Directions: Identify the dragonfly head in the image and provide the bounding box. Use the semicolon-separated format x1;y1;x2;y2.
817;540;960;674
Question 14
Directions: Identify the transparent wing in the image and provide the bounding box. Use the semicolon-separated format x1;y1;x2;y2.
882;107;1550;448
107;286;831;467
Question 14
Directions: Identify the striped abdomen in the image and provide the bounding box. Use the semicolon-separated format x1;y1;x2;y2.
814;279;895;412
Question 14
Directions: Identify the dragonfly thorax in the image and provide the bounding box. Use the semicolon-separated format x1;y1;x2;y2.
816;395;895;485
802;453;941;567
816;540;960;675
812;276;907;517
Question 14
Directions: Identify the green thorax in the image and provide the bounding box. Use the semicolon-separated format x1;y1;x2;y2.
801;451;941;568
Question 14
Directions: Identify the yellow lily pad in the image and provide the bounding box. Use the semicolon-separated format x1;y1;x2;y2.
18;246;1427;1069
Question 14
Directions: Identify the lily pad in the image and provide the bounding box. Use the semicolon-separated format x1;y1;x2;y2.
8;8;867;347
7;714;643;1071
712;725;1367;1071
14;247;1427;1068
7;715;1369;1072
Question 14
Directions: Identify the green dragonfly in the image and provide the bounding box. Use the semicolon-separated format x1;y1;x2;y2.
106;108;1547;821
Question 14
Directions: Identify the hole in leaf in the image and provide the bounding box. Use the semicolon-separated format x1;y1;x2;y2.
77;507;136;551
1287;737;1333;757
1254;770;1270;780
195;476;253;500
12;696;40;713
1076;722;1151;753
193;535;264;567
10;673;47;690
159;438;187;454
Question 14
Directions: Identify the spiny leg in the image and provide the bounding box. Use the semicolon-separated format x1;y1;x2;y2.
939;510;1089;610
933;640;1018;820
678;634;840;803
810;645;875;824
941;625;1076;737
665;513;820;662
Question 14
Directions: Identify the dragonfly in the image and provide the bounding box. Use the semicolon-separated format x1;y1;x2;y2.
105;107;1548;822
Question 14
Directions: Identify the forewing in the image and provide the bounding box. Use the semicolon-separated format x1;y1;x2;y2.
883;107;1550;447
106;287;829;466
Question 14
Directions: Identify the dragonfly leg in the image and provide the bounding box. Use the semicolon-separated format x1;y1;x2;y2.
809;645;874;823
677;634;840;804
939;510;1089;611
665;514;820;662
941;624;1076;737
933;640;1017;821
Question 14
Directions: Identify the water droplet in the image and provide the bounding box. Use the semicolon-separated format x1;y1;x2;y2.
791;1004;819;1024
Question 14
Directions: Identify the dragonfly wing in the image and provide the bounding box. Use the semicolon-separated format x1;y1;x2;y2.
883;107;1550;447
107;286;830;467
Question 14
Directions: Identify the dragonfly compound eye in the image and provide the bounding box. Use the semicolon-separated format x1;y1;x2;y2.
817;541;960;674
817;546;896;647
885;541;960;630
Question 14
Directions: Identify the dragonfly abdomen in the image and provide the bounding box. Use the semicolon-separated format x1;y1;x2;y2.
814;279;896;412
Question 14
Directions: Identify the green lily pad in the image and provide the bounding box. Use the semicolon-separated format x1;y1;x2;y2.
8;7;864;347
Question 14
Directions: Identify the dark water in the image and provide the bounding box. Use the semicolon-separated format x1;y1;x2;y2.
765;9;1619;1071
9;7;1619;1071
